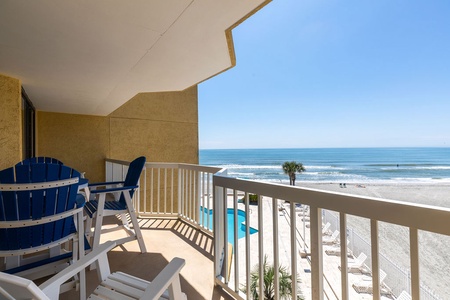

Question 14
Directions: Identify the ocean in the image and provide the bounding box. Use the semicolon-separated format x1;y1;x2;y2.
199;147;450;184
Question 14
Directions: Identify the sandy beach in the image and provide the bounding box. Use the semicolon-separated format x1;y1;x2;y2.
298;182;450;299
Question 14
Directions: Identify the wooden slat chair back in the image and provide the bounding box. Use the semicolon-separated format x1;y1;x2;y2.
16;156;64;166
0;163;86;298
84;156;147;253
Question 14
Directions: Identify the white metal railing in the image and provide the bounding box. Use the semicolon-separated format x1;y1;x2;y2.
105;159;450;300
323;210;441;300
212;174;450;300
105;159;221;234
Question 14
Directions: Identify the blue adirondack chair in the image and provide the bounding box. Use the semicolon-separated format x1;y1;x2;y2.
17;156;64;166
15;157;89;208
0;162;86;299
84;156;147;253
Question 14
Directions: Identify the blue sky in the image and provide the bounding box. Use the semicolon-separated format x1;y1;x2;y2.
199;0;450;149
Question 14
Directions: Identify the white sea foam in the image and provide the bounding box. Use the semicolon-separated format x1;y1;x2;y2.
305;165;347;170
414;166;450;170
222;164;347;171
219;164;281;170
228;172;256;176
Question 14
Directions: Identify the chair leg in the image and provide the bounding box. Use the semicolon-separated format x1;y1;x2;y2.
123;191;147;253
85;215;93;238
120;213;128;227
129;210;147;253
77;210;86;300
167;276;184;300
92;193;107;251
85;215;95;249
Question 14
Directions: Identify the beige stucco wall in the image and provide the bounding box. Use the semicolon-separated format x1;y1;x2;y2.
36;112;110;182
37;86;199;182
109;86;199;163
0;74;22;170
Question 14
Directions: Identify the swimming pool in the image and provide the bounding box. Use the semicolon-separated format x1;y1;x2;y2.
200;207;257;246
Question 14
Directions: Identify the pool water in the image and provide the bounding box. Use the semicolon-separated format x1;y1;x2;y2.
200;207;257;246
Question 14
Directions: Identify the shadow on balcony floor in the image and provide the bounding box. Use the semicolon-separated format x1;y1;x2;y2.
64;216;232;299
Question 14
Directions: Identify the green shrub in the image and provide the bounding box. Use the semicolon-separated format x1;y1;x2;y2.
240;194;259;205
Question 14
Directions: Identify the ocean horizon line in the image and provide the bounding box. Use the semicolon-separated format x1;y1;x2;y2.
200;146;450;151
199;148;450;184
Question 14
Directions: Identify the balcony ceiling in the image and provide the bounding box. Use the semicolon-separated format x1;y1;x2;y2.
0;0;268;115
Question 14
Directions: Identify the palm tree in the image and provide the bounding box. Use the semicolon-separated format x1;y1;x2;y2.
241;255;302;300
282;161;305;186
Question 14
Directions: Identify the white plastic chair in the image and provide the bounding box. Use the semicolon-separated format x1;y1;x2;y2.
84;157;147;253
0;241;187;300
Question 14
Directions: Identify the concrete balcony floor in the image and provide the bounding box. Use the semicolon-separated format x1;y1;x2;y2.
66;216;233;300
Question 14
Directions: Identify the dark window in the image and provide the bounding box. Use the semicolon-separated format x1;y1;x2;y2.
22;87;35;159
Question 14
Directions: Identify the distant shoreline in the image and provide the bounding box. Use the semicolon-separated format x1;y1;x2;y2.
298;181;450;187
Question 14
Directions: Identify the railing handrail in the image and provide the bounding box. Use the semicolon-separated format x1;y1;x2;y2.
105;158;132;166
213;174;450;236
147;162;218;172
106;158;222;174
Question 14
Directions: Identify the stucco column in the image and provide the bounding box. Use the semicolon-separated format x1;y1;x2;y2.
0;74;22;170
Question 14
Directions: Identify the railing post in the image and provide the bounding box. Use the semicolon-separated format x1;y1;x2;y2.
157;168;161;214
371;219;381;300
222;187;229;283
290;201;298;300
410;228;420;300
245;192;251;299
340;212;349;300
143;164;147;214
178;168;182;216
272;198;280;300
233;190;240;294
310;205;324;300
213;181;225;279
196;171;201;224
258;195;264;298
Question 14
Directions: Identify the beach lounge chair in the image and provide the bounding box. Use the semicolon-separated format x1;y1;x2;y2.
322;230;340;245
309;221;331;231
352;269;387;294
295;203;306;212
84;156;147;253
0;241;187;300
396;290;412;300
322;222;331;235
325;240;351;257
0;162;85;298
347;252;368;272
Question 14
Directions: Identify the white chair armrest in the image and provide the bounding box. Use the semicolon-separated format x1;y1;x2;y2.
141;257;186;300
39;241;116;299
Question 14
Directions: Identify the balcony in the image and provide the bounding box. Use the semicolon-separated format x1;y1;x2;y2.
73;159;450;300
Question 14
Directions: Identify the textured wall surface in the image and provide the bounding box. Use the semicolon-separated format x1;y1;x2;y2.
110;86;199;164
37;112;110;182
0;74;22;170
37;86;199;182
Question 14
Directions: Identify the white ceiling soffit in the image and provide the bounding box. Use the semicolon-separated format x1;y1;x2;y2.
0;0;268;115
